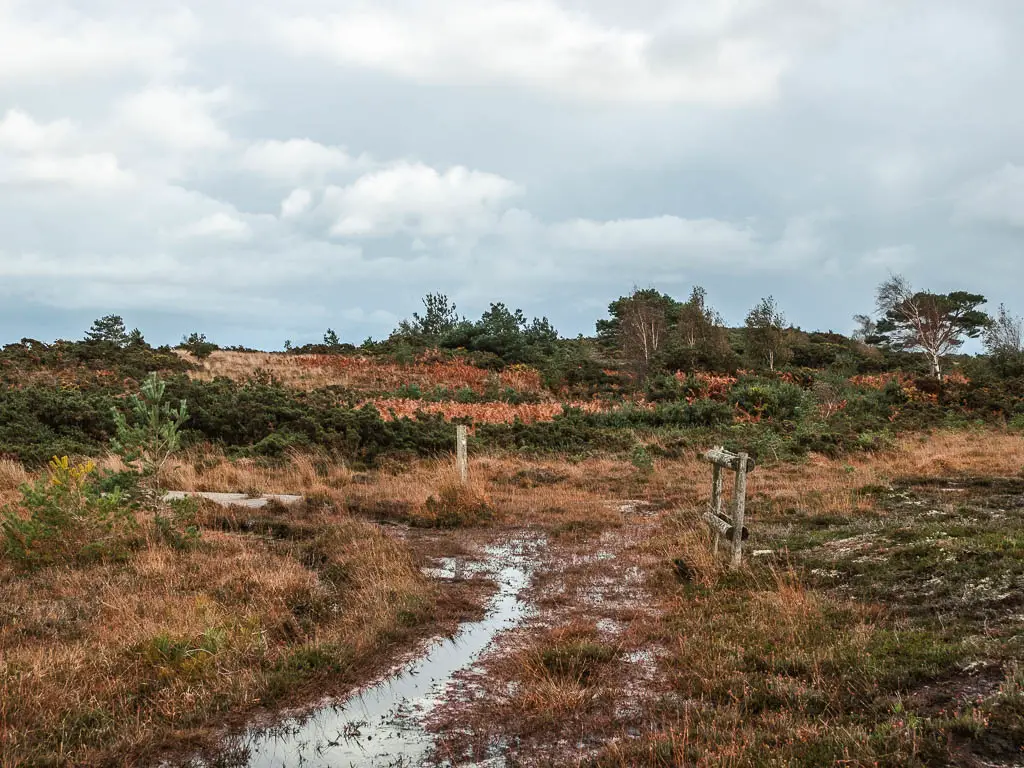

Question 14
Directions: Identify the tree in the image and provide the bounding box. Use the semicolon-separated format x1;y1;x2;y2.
745;296;790;371
85;315;129;347
111;373;189;487
984;304;1023;376
442;303;559;364
180;332;217;359
323;328;341;348
677;286;721;348
851;314;878;343
126;328;148;348
872;274;988;380
597;288;677;376
673;286;733;370
984;304;1023;357
395;292;462;340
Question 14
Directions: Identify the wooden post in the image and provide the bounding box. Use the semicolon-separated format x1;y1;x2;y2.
456;425;468;485
710;464;723;555
731;452;748;569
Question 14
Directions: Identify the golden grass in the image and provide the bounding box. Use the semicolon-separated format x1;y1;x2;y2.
0;501;435;766
2;427;1019;765
0;458;29;507
148;428;1024;531
177;350;545;394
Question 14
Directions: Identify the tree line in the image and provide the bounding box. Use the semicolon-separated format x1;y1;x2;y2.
69;273;1024;381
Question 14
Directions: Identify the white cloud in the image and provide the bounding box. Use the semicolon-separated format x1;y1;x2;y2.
242;139;365;182
954;164;1024;228
551;215;756;253
0;109;76;152
278;0;787;104
323;162;523;237
0;6;192;82
281;188;313;218
1;152;134;189
116;86;232;151
178;212;251;240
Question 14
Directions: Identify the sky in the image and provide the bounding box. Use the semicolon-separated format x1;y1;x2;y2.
1;0;1022;349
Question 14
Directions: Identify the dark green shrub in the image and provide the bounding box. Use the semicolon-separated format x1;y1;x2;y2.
1;457;140;569
730;379;807;421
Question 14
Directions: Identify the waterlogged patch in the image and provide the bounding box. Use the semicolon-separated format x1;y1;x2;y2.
186;538;541;767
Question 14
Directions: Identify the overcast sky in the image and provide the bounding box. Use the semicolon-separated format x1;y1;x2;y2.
1;0;1022;348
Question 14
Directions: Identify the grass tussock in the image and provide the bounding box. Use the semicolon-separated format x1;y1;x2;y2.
505;621;619;722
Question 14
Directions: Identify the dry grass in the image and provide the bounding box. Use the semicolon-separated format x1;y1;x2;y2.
0;458;29;507
2;427;1020;765
150;428;1024;533
178;350;545;394
0;499;437;767
366;397;606;423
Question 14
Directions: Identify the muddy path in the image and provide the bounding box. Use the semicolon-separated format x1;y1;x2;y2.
426;501;670;766
176;501;667;767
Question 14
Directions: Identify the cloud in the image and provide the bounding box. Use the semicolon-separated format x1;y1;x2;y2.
277;0;788;104
0;109;76;152
280;188;313;218
860;245;917;270
178;212;252;241
323;162;523;237
116;86;232;151
3;0;1024;347
242;139;366;183
0;152;134;189
954;164;1024;228
0;5;193;82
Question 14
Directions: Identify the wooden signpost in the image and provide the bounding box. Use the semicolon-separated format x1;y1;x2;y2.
456;425;469;485
702;447;754;569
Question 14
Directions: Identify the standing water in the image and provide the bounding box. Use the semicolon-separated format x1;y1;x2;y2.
189;540;538;768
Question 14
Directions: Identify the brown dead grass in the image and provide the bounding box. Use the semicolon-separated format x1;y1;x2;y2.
0;500;436;767
154;428;1024;532
2;427;1019;765
177;350;545;394
0;458;29;507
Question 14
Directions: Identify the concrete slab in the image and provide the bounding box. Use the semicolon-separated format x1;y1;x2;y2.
162;491;303;509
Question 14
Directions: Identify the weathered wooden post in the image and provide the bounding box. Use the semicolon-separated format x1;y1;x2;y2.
456;425;468;485
710;463;724;555
701;447;754;569
730;452;749;568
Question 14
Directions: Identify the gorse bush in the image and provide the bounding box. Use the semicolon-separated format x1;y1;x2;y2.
0;456;139;570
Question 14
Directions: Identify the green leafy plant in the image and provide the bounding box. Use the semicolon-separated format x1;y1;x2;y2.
0;456;138;569
630;444;655;475
152;497;202;550
111;373;189;485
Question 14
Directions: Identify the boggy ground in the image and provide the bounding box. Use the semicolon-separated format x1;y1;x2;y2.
421;470;1024;767
174;429;1023;767
2;430;1023;766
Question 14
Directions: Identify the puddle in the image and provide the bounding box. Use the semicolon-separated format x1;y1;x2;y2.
185;539;540;768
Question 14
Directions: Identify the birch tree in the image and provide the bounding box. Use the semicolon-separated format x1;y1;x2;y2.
873;274;988;380
745;296;789;371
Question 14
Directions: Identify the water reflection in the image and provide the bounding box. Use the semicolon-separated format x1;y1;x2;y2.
189;540;537;768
